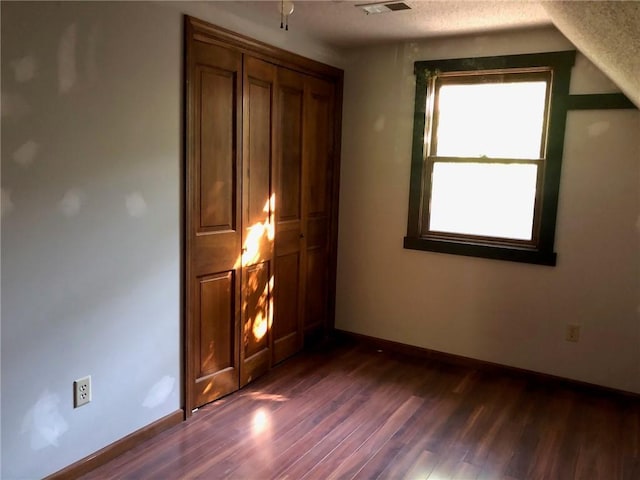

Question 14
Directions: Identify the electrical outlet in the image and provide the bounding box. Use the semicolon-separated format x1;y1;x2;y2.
74;375;91;408
566;324;580;343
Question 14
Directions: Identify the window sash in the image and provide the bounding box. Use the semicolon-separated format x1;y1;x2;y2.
419;69;551;247
428;70;552;160
421;157;545;247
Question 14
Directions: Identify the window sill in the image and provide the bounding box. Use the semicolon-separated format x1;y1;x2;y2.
403;236;557;266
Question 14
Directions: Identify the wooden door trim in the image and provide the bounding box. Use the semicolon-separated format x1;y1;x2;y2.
184;17;196;416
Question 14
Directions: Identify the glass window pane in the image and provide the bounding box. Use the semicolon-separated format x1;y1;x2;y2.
435;81;548;159
429;162;538;240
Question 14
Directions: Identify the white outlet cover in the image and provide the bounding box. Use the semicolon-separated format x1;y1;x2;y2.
74;375;91;408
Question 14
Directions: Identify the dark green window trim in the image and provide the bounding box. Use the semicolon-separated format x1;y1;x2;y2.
404;51;577;266
567;93;637;110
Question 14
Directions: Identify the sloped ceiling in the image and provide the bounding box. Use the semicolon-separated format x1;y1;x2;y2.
543;1;640;108
211;1;639;106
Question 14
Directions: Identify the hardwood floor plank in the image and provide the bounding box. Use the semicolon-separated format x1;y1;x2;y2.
351;440;405;480
324;395;424;479
188;347;390;479
214;380;367;478
427;445;470;480
452;460;482;479
403;449;439;479
279;363;411;479
375;397;466;478
164;373;364;478
79;340;640;480
235;391;366;478
623;457;640;480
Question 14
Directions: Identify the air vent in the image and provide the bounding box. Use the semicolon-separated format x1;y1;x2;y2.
357;1;411;15
386;2;411;11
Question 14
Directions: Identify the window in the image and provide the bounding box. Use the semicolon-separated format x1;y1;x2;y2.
404;51;576;265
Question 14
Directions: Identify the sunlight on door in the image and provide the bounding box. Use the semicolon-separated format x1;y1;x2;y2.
237;195;276;346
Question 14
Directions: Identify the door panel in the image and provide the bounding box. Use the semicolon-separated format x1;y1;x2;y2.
187;40;242;410
198;67;236;231
199;273;234;376
278;81;303;221
247;79;272;227
196;272;238;407
241;261;272;385
304;248;328;331
306;88;332;217
240;56;276;386
243;263;270;359
273;68;305;364
273;252;301;361
303;77;334;336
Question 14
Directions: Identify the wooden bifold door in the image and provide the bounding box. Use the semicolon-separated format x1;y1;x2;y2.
185;16;342;412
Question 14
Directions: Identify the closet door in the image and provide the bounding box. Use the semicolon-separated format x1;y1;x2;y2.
187;40;243;409
185;14;343;414
239;56;276;386
303;77;335;337
273;68;305;364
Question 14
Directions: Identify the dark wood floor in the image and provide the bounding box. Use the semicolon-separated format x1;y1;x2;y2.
82;340;640;479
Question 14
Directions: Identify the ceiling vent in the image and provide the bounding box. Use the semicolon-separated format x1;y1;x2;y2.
357;1;411;15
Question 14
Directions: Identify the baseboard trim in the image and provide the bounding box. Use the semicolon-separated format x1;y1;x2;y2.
335;329;640;399
46;409;184;480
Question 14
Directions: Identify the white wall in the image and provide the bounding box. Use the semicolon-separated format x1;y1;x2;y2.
0;2;342;478
336;27;640;394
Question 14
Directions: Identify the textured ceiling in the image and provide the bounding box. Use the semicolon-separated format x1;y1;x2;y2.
212;1;553;47
211;1;639;107
542;1;640;108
